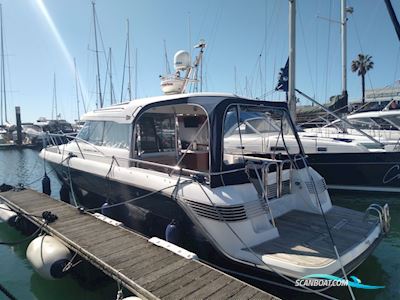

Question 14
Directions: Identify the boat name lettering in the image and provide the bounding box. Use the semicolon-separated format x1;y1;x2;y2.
382;165;400;184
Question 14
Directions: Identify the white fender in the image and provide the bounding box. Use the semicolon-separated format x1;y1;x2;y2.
26;235;72;280
0;203;17;224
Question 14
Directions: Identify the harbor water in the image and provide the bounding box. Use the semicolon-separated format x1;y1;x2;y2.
0;149;399;300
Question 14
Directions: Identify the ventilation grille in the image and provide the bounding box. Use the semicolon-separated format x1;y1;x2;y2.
244;200;269;219
186;199;268;222
305;178;327;194
265;179;291;199
267;183;278;199
282;180;291;195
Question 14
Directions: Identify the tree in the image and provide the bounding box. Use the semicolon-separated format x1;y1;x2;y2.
351;54;374;104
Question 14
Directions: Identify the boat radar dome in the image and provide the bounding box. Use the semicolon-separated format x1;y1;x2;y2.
174;50;191;71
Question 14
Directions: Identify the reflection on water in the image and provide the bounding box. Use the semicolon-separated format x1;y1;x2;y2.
0;149;61;199
0;149;399;299
0;149;116;300
330;191;400;300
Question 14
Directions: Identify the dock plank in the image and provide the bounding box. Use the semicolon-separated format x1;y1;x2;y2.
129;253;181;279
138;258;194;289
208;280;247;299
100;242;150;266
187;274;233;299
140;260;197;291
0;188;278;300
227;285;259;299
164;269;222;300
154;266;211;298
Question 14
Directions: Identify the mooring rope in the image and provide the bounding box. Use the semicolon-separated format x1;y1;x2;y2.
0;283;17;300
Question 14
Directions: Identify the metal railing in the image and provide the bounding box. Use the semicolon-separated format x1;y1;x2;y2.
245;159;294;227
44;133;210;179
364;203;391;234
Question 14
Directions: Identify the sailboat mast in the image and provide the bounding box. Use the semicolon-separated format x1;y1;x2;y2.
234;66;237;94
135;48;138;99
109;47;114;105
92;1;103;108
288;0;296;123
52;73;58;120
0;4;7;124
127;19;132;100
74;58;80;120
384;0;400;41
341;0;348;107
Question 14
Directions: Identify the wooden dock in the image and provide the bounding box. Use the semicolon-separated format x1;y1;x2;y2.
0;188;279;300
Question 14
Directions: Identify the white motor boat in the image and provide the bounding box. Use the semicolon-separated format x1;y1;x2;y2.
304;109;400;149
40;92;389;284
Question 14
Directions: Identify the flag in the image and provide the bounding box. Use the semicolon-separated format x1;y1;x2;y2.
275;58;289;92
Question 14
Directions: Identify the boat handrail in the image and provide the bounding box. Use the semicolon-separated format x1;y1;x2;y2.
45;133;292;181
242;155;283;164
56;148;210;178
245;160;289;227
46;133;106;156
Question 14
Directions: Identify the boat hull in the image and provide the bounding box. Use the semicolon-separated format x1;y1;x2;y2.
47;160;382;286
49;161;216;257
307;152;400;192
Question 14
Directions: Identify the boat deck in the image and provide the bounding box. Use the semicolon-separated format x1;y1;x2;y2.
249;206;379;267
0;188;278;300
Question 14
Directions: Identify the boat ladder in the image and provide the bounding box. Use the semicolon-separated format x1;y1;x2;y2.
364;203;391;234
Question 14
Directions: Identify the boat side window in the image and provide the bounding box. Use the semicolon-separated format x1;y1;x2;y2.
136;113;175;154
386;116;400;128
371;117;397;130
134;104;209;172
103;122;131;149
223;105;299;165
77;121;104;145
348;118;376;130
77;121;130;148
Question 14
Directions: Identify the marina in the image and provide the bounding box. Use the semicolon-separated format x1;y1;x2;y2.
1;0;400;299
0;188;276;300
0;149;399;299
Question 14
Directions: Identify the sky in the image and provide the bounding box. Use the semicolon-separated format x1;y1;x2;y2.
0;0;399;123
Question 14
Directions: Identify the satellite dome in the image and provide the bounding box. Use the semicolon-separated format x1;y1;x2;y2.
174;50;191;71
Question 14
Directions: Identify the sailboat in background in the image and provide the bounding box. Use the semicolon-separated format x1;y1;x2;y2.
270;0;400;193
0;4;18;148
39;30;390;298
32;74;75;146
72;58;86;131
120;18;133;102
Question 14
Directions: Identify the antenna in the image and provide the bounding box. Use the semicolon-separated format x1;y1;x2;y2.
163;39;171;74
160;40;206;95
92;1;103;108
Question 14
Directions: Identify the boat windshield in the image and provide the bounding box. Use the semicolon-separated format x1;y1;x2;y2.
77;121;131;149
223;105;300;164
382;115;400;129
325;116;399;131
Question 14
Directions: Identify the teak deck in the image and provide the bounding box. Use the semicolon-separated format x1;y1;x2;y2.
0;188;278;300
249;206;377;267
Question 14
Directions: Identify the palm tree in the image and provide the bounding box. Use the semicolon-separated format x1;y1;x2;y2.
351;54;374;104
